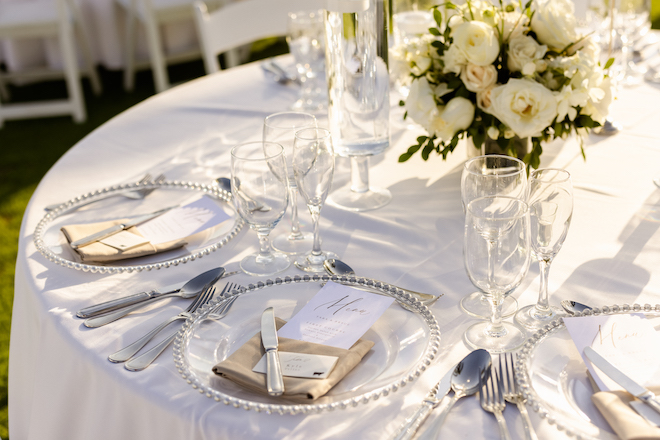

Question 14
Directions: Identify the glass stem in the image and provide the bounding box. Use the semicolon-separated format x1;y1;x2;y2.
288;186;303;240
535;258;553;315
486;239;506;337
350;156;370;194
309;205;322;257
255;231;274;264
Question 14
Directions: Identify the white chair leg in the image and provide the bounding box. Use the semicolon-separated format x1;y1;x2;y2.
60;16;86;123
68;0;102;95
143;12;169;93
122;0;137;92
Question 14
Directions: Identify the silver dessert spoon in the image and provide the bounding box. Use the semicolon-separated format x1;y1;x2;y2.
561;300;593;315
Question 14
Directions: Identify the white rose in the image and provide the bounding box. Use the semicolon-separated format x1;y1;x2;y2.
507;35;547;75
406;38;433;76
429;97;475;141
442;44;467;75
583;76;613;124
476;86;494;111
488;78;558;138
452;21;500;66
487;126;500;139
405;77;438;131
461;63;497;92
531;0;579;51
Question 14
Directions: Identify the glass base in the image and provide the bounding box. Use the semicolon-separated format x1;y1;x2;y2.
295;251;338;273
328;186;392;212
272;231;314;254
460;291;518;319
240;252;290;276
514;304;563;330
464;321;526;353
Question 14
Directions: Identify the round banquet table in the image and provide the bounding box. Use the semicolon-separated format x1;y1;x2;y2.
9;54;660;440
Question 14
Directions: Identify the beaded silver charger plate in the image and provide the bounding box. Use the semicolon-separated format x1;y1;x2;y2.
516;303;660;440
173;275;441;415
34;181;244;274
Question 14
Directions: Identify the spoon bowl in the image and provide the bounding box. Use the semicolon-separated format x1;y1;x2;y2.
216;177;271;213
560;300;593;315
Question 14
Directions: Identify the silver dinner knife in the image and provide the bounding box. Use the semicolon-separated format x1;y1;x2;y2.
261;307;284;397
69;206;174;249
392;366;454;440
584;346;660;415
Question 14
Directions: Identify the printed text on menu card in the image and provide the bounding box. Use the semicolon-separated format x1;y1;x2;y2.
277;281;395;350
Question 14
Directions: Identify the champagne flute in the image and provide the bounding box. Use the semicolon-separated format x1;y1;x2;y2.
515;169;573;330
464;196;531;353
292;128;338;272
460;155;528;319
231;141;290;276
263;111;317;254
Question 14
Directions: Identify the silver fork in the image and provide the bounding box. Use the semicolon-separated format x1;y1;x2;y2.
207;282;241;320
480;366;512;440
109;285;215;364
500;353;538;440
123;173;166;199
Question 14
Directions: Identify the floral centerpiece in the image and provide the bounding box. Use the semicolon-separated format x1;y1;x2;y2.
392;0;614;169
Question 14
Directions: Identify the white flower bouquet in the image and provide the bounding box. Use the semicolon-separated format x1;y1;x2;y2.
394;0;614;169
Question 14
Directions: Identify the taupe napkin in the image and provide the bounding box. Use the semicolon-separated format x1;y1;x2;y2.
212;318;374;401
592;386;660;440
61;219;186;263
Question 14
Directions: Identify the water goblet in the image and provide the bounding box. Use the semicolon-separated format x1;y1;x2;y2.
514;169;573;330
264;111;317;254
460;155;528;319
287;10;327;112
230;141;290;276
292;128;338;272
464;196;531;353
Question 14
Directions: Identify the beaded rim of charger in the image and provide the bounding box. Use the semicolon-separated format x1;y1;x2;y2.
173;274;442;415
515;303;660;440
33;181;245;274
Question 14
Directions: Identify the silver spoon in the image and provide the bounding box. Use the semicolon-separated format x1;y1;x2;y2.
215;177;271;213
322;258;440;306
561;300;593;315
419;349;492;439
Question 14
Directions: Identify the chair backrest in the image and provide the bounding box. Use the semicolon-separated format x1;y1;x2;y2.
194;0;324;74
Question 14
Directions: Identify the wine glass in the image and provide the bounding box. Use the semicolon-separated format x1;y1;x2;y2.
230;141;290;276
263;111;317;254
515;169;573;330
460;155;528;319
292;128;338;272
464;196;531;353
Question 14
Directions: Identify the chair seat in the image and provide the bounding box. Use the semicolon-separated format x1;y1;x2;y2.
0;1;60;36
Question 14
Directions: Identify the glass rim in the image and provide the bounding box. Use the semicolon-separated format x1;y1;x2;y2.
263;111;317;130
530;168;571;183
294;127;332;141
466;195;529;219
230;141;284;161
463;154;526;177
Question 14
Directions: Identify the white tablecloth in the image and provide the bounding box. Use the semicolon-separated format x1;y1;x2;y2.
9;55;660;439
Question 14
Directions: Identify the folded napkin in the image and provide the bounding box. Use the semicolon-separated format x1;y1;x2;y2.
592;386;660;440
61;219;186;263
212;318;374;401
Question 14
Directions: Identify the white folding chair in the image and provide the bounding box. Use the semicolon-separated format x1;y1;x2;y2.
193;0;324;75
0;0;101;128
117;0;226;94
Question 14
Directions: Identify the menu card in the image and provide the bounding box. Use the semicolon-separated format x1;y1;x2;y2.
564;314;660;393
277;281;395;350
136;195;230;244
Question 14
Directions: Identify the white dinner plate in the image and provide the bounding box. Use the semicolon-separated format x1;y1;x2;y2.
174;275;441;415
33;181;244;274
516;304;660;440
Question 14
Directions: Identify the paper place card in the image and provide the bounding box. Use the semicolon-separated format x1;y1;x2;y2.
99;230;150;251
136;195;230;245
252;352;339;379
277;281;395;350
564;314;660;392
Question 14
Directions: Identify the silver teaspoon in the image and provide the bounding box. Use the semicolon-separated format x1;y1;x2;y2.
418;349;492;440
322;258;440;306
215;177;271;213
561;300;593;315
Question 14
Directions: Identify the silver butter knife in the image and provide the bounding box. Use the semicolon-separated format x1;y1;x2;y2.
584;346;660;415
69;206;174;249
392;366;454;440
261;307;284;397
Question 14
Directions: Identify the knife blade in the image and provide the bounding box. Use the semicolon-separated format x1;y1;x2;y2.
70;206;174;249
261;307;284;397
584;346;660;416
392;366;454;440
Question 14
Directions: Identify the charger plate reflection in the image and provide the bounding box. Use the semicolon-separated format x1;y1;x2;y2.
174;275;440;414
516;304;660;440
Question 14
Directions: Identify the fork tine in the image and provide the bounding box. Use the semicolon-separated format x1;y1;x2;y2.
193;286;216;312
186;285;212;313
154;173;166;183
139;173;151;184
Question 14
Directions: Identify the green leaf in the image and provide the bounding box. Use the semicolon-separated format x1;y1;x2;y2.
604;57;615;70
433;8;443;27
429;28;441;36
399;100;405;107
421;138;435;160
